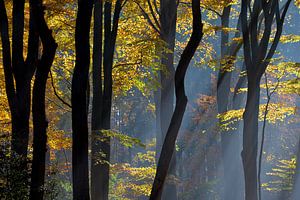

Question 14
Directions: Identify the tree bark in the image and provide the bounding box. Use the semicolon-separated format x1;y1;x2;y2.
72;0;93;199
149;0;203;198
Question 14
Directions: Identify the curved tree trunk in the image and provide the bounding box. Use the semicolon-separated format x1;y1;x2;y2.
149;0;203;198
159;0;177;198
30;0;57;199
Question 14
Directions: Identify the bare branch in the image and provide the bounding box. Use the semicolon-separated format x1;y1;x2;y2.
135;1;160;34
50;70;72;108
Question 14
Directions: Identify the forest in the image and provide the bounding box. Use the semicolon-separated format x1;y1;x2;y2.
0;0;300;199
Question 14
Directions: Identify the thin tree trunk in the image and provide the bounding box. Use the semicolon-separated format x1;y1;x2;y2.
96;1;122;199
91;0;103;200
218;6;245;200
218;6;234;200
149;0;203;198
72;0;93;199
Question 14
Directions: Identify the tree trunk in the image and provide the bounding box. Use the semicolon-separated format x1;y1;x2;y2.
218;6;244;200
227;67;247;200
159;1;177;198
155;87;162;162
149;0;203;198
10;1;31;197
72;0;93;199
241;78;260;200
1;0;39;197
240;0;292;199
95;1;122;199
218;6;234;200
30;0;57;199
91;1;104;200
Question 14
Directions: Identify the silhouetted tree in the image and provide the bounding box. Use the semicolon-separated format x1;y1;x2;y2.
149;0;203;198
72;0;93;199
240;0;292;199
30;0;57;199
0;0;39;197
159;0;178;198
91;0;124;199
91;1;103;200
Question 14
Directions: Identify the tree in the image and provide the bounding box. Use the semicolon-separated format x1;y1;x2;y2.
91;1;103;200
91;0;125;199
158;1;178;198
149;0;203;198
0;0;39;197
240;0;292;199
29;0;58;199
71;0;93;199
217;4;244;199
134;1;178;197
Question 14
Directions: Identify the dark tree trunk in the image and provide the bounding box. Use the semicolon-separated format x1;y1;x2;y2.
72;0;93;199
240;0;291;199
11;1;32;196
96;5;113;199
91;1;104;200
1;0;38;197
149;0;203;198
30;0;57;199
94;1;122;199
241;79;260;200
159;1;178;198
159;0;177;142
